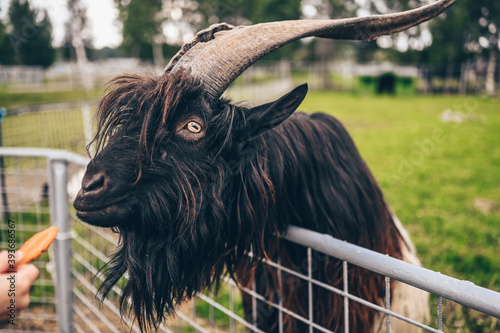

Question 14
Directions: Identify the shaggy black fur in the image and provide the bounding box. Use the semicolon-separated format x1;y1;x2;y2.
74;71;404;332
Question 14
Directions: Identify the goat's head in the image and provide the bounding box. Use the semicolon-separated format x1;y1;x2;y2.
74;72;307;229
73;70;308;330
73;0;456;330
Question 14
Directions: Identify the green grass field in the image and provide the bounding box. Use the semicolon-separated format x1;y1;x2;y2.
2;89;499;330
0;88;102;109
300;92;500;292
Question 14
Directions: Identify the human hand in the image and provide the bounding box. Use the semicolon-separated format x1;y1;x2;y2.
0;251;39;323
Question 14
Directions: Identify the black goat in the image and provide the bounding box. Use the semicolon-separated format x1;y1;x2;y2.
74;1;455;331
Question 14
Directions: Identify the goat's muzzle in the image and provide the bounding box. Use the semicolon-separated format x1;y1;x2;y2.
74;162;135;227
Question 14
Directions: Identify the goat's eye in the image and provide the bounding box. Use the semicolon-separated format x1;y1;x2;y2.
176;117;205;141
186;121;202;133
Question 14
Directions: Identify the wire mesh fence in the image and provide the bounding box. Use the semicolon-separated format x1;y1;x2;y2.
0;148;499;333
0;154;57;331
1;102;93;157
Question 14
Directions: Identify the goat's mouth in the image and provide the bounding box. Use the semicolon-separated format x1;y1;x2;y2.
74;197;134;227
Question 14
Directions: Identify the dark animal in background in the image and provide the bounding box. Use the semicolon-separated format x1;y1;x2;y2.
74;1;455;332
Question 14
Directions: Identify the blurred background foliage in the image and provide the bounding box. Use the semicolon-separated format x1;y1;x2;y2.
0;0;498;72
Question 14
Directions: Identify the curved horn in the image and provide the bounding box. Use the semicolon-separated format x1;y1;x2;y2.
165;0;456;99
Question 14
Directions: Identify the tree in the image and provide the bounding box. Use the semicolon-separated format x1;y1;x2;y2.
0;19;15;65
115;0;163;59
407;0;499;94
326;0;434;62
162;1;201;47
462;2;499;95
63;0;93;90
116;0;303;61
187;0;302;60
196;0;301;28
63;0;93;61
7;0;55;67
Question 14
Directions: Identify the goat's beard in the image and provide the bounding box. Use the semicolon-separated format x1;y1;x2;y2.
95;164;237;332
94;150;277;332
97;215;228;332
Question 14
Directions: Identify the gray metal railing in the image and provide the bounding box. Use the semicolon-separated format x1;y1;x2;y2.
284;227;500;319
1;147;499;333
284;226;500;332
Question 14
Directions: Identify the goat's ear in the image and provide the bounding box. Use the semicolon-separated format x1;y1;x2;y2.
239;84;308;140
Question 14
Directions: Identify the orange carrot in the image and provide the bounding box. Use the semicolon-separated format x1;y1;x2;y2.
18;226;59;264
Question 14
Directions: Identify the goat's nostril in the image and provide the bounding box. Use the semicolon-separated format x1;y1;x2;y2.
82;172;106;193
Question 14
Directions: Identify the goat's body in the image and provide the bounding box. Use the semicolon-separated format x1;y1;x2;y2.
236;112;428;332
74;72;430;331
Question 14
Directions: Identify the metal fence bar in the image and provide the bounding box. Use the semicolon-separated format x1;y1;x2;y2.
307;247;313;333
278;257;284;333
17;313;57;321
283;226;500;318
191;295;197;325
385;276;391;333
49;158;73;333
343;261;349;333
0;147;90;165
437;296;443;332
251;273;257;327
15;158;22;226
229;284;235;333
209;288;215;333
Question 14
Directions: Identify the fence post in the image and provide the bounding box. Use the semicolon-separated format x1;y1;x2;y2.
0;107;9;225
49;158;73;333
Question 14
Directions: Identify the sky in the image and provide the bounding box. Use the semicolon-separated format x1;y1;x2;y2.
0;0;122;48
